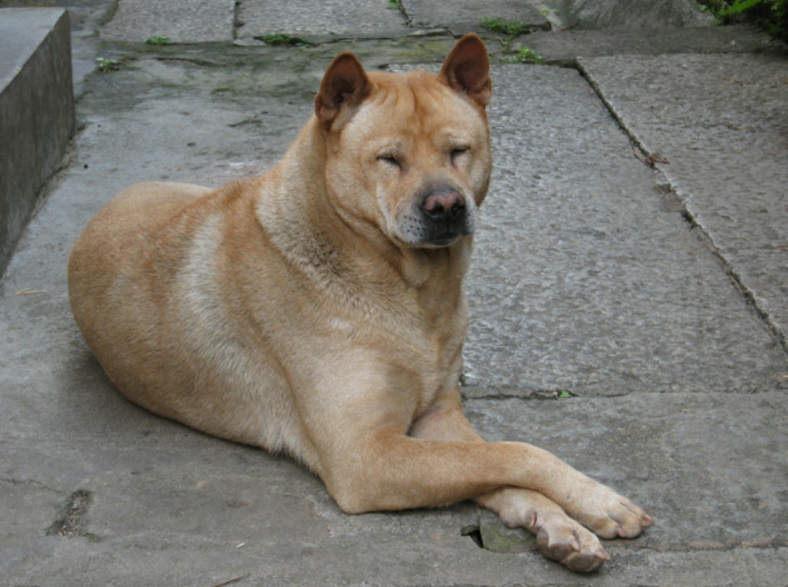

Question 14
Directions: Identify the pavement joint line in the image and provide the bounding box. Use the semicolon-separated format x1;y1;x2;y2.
608;537;788;553
678;198;788;357
232;0;241;41
4;476;60;494
671;186;788;355
574;60;788;359
462;391;634;401
575;61;655;160
680;195;787;356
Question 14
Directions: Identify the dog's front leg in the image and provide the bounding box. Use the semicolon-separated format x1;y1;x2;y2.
298;365;565;514
407;391;652;572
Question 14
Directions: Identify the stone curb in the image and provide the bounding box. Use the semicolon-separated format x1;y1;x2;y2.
0;8;74;276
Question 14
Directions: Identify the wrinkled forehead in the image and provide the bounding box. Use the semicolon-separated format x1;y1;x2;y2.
345;70;488;143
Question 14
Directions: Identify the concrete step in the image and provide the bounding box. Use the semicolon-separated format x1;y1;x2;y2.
0;8;74;276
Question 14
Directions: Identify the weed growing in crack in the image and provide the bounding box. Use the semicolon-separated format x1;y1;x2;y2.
479;17;534;36
480;16;544;64
144;35;170;46
96;57;120;72
504;47;545;65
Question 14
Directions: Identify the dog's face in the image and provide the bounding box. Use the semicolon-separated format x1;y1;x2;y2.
315;35;492;249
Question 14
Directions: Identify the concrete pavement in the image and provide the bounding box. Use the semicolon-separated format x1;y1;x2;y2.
1;1;787;585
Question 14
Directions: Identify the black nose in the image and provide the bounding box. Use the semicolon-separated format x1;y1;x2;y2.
422;191;466;223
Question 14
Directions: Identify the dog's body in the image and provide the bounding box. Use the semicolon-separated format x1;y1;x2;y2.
68;35;651;572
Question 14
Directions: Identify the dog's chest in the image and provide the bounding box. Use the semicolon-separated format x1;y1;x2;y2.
378;289;468;415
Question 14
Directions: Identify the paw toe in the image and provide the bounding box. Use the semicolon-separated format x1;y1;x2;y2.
565;549;609;573
536;527;575;562
579;492;654;539
611;501;654;538
536;524;609;573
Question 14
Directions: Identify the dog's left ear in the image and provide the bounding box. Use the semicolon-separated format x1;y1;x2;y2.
315;51;372;128
438;34;491;108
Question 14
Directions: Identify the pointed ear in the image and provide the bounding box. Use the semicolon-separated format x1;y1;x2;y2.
315;51;372;128
438;33;491;108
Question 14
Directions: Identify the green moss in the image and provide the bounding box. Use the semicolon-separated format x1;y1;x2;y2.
479;17;534;36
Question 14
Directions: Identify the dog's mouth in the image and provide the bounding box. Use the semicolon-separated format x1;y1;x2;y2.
393;216;474;248
422;228;464;248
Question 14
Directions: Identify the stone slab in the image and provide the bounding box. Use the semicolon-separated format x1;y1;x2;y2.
462;64;788;394
523;25;782;63
101;0;235;43
403;0;550;36
0;7;73;277
235;0;410;43
540;0;714;30
579;53;788;343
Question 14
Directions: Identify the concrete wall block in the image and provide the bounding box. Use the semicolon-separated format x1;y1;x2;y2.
0;8;74;276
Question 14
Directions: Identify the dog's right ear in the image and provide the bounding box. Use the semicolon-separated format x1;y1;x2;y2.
315;52;372;129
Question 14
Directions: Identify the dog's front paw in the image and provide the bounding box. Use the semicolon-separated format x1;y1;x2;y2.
566;482;654;540
480;487;613;573
530;510;610;573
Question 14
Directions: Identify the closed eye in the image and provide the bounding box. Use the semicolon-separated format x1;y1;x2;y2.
451;147;470;163
377;155;401;169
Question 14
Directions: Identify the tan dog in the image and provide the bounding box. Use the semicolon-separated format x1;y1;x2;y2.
68;34;652;572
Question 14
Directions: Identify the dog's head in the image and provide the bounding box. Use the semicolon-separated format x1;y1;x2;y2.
315;34;492;249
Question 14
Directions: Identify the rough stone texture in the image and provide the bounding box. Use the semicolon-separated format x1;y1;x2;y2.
236;0;410;43
524;25;781;63
541;0;714;29
404;0;550;35
462;65;788;395
580;53;788;341
0;8;73;276
101;0;235;43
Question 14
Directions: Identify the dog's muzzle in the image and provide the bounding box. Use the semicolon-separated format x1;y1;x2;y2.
391;186;477;247
418;189;474;246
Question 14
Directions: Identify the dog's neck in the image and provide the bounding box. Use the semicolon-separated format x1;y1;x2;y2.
254;117;472;296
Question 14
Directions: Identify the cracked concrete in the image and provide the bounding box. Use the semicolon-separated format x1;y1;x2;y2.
2;0;788;585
